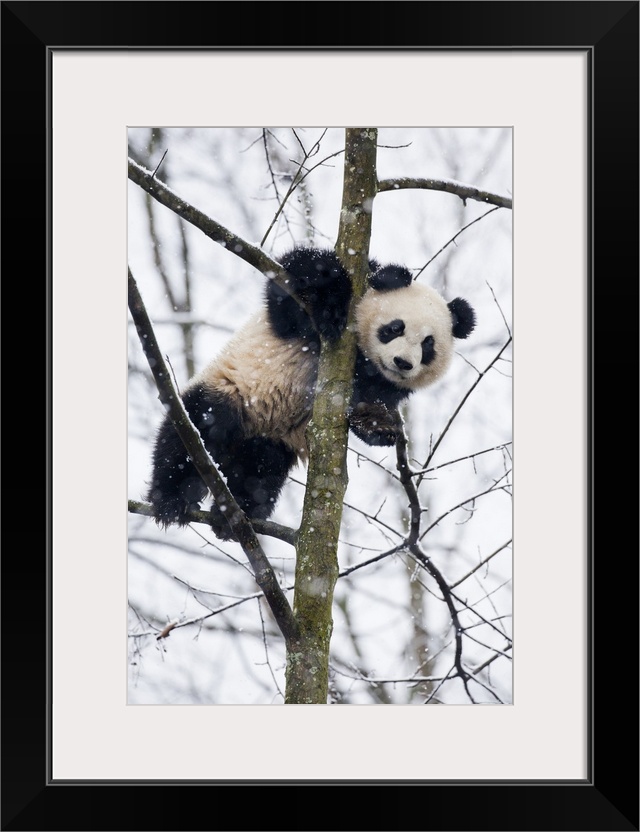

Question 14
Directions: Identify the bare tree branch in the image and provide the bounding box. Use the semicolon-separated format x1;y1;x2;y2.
418;336;513;481
128;499;297;546
378;176;512;209
128;157;313;320
419;474;511;541
128;267;298;645
415;206;503;279
395;422;423;546
449;539;513;589
414;442;512;477
259;128;334;247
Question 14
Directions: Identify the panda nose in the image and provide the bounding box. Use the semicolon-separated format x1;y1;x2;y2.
394;356;413;371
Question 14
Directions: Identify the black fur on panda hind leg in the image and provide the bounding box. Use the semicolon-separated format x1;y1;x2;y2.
146;385;297;541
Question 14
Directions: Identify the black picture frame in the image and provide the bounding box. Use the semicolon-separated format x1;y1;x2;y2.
2;2;638;830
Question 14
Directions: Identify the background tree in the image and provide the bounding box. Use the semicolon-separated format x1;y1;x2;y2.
128;126;512;705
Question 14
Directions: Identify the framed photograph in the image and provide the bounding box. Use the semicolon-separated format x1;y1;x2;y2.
3;2;637;830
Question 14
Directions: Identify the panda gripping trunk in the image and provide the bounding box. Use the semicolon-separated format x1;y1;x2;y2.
146;246;476;539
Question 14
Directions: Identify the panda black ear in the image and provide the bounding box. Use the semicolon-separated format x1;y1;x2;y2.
369;264;413;291
448;297;476;339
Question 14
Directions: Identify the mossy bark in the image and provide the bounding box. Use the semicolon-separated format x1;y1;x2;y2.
285;128;378;704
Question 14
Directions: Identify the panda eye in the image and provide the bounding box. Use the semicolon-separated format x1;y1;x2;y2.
421;334;435;365
377;319;405;344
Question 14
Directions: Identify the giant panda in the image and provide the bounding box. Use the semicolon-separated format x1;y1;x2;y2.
146;246;476;540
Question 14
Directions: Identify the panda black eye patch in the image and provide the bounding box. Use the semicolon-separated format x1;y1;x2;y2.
421;334;435;365
377;319;405;343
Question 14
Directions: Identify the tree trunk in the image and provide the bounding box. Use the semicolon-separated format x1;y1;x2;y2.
285;128;378;704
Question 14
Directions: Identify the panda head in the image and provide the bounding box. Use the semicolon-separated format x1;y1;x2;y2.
355;264;476;390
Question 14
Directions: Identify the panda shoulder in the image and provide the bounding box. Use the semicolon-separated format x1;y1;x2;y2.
278;246;342;276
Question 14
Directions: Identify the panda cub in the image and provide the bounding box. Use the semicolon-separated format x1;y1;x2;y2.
147;246;475;539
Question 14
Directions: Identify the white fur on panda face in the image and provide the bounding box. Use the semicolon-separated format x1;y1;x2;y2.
355;283;455;390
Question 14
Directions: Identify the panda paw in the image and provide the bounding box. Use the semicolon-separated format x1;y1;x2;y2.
348;402;402;447
208;502;240;542
148;490;199;529
314;306;348;342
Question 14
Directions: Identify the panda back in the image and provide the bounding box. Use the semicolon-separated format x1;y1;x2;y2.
192;312;319;460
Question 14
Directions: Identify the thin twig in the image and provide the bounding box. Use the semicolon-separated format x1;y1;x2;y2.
415;206;502;279
414;442;513;477
418;336;513;482
151;149;168;179
450;539;512;588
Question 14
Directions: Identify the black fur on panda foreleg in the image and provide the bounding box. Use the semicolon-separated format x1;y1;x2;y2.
347;351;409;446
267;247;381;344
267;247;352;344
348;401;403;447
